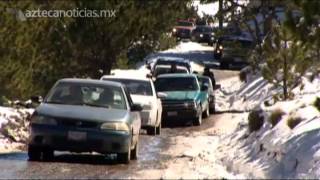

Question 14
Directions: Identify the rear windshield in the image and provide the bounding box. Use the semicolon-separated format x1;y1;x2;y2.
102;78;153;96
155;77;198;91
219;38;254;48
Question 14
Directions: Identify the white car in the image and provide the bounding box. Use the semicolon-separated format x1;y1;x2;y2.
101;70;162;135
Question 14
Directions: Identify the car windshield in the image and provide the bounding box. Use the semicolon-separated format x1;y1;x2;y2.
177;21;193;26
220;38;254;49
155;77;198;91
194;27;212;33
102;78;153;96
154;66;188;76
45;82;127;110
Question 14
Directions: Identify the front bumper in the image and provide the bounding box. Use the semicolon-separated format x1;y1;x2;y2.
162;107;198;122
29;124;131;154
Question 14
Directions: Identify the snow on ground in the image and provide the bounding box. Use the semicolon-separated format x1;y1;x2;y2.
217;72;320;178
0;106;33;153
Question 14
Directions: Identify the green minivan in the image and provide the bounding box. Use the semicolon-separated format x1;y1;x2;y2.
155;74;210;126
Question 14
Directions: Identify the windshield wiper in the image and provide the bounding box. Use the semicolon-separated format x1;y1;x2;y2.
82;103;110;109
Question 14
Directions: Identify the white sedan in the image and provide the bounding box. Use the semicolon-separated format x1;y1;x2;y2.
101;70;162;135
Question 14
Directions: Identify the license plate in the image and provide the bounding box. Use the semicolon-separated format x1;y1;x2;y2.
167;111;178;116
68;131;87;141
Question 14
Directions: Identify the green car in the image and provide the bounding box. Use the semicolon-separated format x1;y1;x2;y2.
28;79;142;164
155;74;210;126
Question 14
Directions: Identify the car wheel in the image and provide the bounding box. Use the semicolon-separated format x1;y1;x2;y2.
117;142;131;164
193;106;202;126
156;122;161;135
146;126;156;135
43;148;54;161
130;140;138;160
28;145;41;161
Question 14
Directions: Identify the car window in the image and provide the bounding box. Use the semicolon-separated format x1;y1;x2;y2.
155;77;199;91
154;66;188;76
45;82;127;110
102;78;153;96
198;77;213;90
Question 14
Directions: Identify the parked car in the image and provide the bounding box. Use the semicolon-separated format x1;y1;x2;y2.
191;25;215;46
155;74;210;126
101;71;162;135
146;58;192;77
197;76;215;114
214;35;255;69
28;78;142;164
172;20;195;39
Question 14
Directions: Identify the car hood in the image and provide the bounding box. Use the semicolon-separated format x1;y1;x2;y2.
36;103;129;122
160;91;198;101
131;95;154;106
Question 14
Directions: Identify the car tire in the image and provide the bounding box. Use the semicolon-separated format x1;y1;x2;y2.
193;106;202;126
130;141;138;160
209;97;216;114
117;142;131;164
156;122;161;135
146;126;156;135
28;145;41;161
43;148;54;161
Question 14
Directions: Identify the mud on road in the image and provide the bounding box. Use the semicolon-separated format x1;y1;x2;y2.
0;113;243;179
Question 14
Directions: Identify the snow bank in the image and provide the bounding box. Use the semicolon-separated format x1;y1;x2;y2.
218;72;320;178
0;106;34;152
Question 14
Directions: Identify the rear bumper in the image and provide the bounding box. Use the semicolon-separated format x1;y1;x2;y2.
29;124;131;154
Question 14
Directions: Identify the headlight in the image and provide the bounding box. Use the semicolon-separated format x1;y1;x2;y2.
173;28;177;32
31;115;57;125
200;34;203;38
219;45;223;50
101;122;130;132
211;32;214;36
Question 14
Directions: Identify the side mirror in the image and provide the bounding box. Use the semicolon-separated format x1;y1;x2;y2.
157;92;167;99
214;84;221;90
146;64;151;70
31;96;43;104
193;71;198;74
201;84;209;91
131;104;143;112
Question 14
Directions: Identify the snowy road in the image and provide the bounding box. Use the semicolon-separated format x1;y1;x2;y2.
0;42;245;178
0;112;244;179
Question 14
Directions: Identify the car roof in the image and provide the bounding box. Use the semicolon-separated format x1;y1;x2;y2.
156;73;196;78
101;75;150;81
58;78;123;87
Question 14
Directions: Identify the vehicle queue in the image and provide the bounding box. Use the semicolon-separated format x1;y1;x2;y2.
27;57;217;164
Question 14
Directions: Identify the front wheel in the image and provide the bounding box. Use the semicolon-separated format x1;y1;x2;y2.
193;106;202;126
146;126;156;135
130;141;138;160
117;142;131;164
28;145;41;161
156;123;161;135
